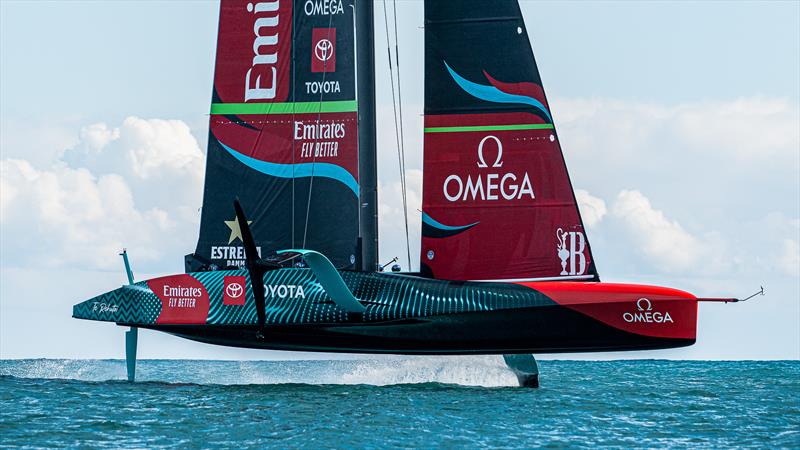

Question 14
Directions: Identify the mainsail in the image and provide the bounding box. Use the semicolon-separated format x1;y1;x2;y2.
192;0;359;270
420;0;599;281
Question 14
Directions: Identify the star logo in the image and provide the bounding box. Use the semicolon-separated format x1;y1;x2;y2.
224;217;252;244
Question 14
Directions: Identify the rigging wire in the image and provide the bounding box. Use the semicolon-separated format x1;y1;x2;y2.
393;0;411;271
382;0;412;270
302;10;337;250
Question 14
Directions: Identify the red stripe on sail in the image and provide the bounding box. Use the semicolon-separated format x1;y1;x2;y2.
482;70;548;109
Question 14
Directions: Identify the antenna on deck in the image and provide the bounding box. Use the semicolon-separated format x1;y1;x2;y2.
739;286;765;302
697;286;765;303
379;257;398;272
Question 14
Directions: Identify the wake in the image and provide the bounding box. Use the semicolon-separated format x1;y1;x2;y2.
0;357;519;387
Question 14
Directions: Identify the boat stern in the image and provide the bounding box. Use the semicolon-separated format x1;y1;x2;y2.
520;281;699;347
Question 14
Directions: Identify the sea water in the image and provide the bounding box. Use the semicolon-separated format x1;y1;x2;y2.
1;359;798;448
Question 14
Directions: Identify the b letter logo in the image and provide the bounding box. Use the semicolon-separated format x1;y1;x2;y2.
556;228;587;276
224;276;247;306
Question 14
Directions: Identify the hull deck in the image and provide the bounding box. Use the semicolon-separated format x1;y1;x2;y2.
135;305;695;354
75;269;699;355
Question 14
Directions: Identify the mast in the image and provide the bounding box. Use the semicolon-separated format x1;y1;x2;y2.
356;0;378;271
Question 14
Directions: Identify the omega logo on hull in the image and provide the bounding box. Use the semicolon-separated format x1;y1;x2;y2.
623;298;674;324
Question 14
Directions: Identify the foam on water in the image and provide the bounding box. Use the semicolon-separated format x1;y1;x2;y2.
0;357;519;387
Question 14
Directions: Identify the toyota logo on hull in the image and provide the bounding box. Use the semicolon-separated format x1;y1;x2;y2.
223;275;247;306
226;282;243;299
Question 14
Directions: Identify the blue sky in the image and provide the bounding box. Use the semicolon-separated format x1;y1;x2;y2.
1;0;798;360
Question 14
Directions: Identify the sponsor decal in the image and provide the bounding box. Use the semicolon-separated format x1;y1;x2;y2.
211;217;262;268
443;135;535;202
266;284;306;299
244;1;283;101
311;28;336;73
303;0;344;15
148;275;210;324
92;302;118;313
224;276;247;306
623;298;674;324
444;62;552;121
304;79;340;94
294;120;345;158
556;228;587;276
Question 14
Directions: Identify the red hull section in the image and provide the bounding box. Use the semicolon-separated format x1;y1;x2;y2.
520;282;698;340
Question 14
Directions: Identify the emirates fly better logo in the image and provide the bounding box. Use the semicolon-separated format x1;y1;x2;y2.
224;276;247;306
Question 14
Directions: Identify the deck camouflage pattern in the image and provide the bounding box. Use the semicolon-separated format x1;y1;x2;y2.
73;269;556;326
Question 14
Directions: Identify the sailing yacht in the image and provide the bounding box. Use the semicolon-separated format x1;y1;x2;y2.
74;0;750;387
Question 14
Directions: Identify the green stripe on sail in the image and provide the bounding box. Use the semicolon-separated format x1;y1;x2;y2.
424;123;554;133
211;100;357;115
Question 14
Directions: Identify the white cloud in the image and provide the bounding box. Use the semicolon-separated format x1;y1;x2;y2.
673;97;800;161
78;122;119;152
1;117;204;272
0;159;184;269
554;96;800;218
555;96;799;162
575;189;606;228
611;189;708;273
0;117;81;167
65;117;205;181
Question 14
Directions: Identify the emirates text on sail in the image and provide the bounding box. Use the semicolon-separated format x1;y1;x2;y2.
245;1;281;101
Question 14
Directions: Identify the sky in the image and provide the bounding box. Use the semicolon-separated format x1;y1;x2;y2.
1;0;798;361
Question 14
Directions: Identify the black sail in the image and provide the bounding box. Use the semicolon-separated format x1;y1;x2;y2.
190;0;359;271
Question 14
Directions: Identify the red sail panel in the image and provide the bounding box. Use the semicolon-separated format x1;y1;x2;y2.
192;0;360;271
214;0;293;103
421;0;598;281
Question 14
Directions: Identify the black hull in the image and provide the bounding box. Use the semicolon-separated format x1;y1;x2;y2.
133;305;694;355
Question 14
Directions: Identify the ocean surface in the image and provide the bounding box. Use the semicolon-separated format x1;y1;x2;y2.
1;359;798;448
